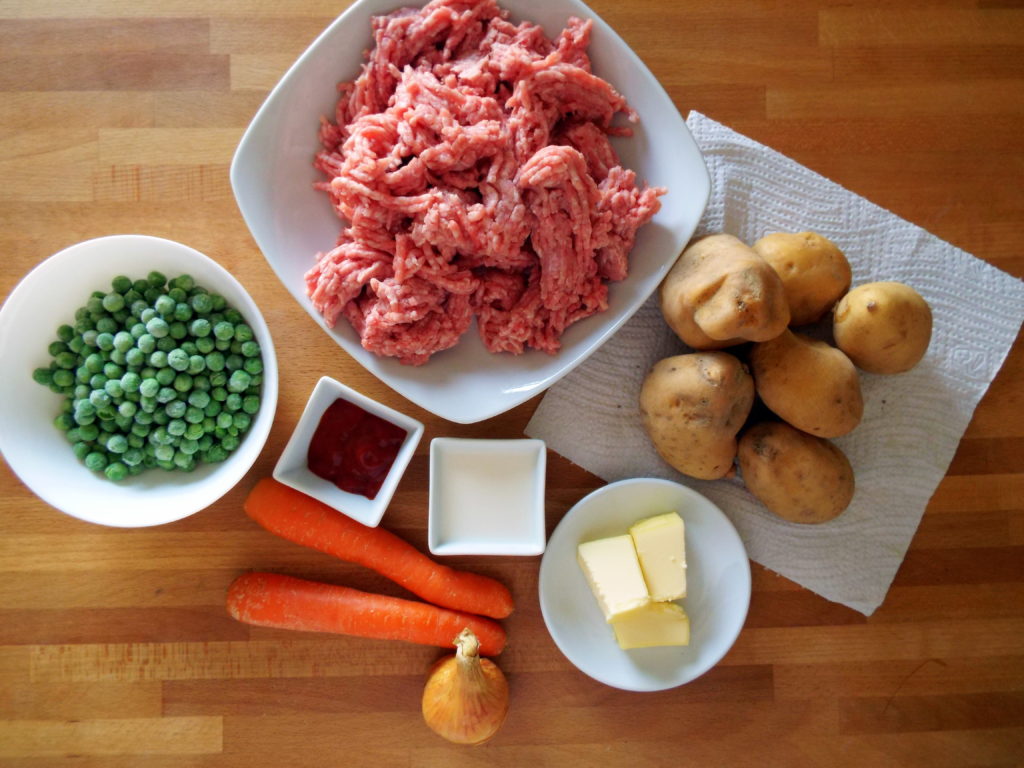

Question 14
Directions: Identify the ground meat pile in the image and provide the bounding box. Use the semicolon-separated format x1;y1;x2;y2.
306;0;665;365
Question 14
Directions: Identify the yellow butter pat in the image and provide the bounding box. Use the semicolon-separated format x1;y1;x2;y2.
629;511;686;601
611;601;691;649
577;534;650;622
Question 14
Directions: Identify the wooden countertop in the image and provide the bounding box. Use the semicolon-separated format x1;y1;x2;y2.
1;1;1022;765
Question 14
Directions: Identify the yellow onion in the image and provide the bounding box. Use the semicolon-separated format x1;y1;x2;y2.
421;627;509;745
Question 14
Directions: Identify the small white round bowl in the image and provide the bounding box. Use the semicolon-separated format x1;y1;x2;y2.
0;235;278;527
539;477;751;691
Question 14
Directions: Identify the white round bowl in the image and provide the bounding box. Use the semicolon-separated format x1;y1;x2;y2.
539;477;751;691
0;235;278;527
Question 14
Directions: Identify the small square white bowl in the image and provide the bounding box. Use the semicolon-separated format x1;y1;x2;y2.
273;376;423;527
428;438;547;556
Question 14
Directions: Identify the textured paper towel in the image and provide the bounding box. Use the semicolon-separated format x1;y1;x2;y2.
525;111;1024;616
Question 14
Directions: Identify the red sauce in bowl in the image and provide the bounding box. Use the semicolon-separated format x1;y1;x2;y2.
306;398;407;499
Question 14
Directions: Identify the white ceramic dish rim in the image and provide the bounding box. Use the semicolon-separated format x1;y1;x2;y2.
273;375;424;527
0;234;279;527
427;437;547;556
229;0;710;424
538;477;752;691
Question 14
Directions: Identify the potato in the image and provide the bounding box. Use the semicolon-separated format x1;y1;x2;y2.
752;231;852;326
833;281;933;374
738;421;854;524
749;329;863;438
659;234;790;349
639;352;755;480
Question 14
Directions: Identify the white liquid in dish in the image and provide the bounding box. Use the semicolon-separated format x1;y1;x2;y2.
433;450;541;552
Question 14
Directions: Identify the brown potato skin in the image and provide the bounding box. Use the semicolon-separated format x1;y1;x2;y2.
833;281;933;374
752;231;852;326
738;421;854;524
749;329;863;438
639;352;755;480
660;234;790;349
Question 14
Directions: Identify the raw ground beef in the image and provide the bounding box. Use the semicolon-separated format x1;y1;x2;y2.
306;0;665;365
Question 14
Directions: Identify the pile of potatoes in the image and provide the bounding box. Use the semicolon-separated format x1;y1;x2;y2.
640;231;933;524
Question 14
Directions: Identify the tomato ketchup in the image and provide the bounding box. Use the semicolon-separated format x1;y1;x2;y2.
306;398;407;499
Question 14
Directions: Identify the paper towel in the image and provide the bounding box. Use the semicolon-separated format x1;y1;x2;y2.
525;111;1024;616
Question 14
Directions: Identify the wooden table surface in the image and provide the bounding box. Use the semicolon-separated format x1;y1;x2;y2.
1;1;1022;765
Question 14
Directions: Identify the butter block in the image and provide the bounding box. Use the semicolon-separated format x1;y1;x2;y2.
577;534;650;622
611;601;690;649
629;511;687;601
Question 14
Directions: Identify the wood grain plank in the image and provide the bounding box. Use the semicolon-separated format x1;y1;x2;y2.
0;681;162;719
768;82;1024;119
946;438;1024;475
928;474;1024;513
0;606;249;644
0;19;212;55
724;618;1024;666
0;717;222;758
839;690;1024;734
229;54;302;91
892;546;1024;587
208;17;332;54
775;656;1024;700
834;45;1024;82
0;53;229;91
97;128;242;165
92;165;232;203
820;8;1024;46
0;570;239;610
0;1;350;18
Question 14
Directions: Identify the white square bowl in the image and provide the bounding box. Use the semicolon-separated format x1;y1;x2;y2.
273;376;424;527
428;438;547;556
229;0;710;424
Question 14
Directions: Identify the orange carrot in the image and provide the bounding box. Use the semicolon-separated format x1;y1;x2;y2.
244;478;514;619
227;572;507;656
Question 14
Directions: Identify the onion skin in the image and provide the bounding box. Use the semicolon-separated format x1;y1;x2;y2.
422;628;509;745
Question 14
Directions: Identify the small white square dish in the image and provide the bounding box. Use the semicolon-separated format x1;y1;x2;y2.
428;438;547;556
230;0;710;424
273;376;424;527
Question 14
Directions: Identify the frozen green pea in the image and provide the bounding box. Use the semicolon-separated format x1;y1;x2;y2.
216;411;233;429
57;324;75;342
111;275;132;294
146;317;169;338
89;389;112;409
137;334;156;355
121;371;141;393
190;293;213;314
165;400;187;419
102;293;125;313
68;336;86;354
96;333;115;351
173;373;192;393
184;406;203;424
168;287;187;303
167;348;189;371
84;452;108;472
240;341;260;359
118;400;137;418
122;448;143;467
147;271;167;288
48;340;68;357
155;367;175;386
204;400;221;418
113;331;134;352
54;413;74;431
103;363;124;379
96;316;118;334
185;423;205;441
154;295;175;317
53;369;74;388
169;321;187;340
104;379;124;399
222;434;240;452
187;390;210;409
156;386;177;404
213;321;235;341
109;349;127;366
32;368;53;386
232;412;251;432
55;351;78;369
149;350;168;368
211;386;227;402
196;336;214;354
104;462;128;482
125;348;145;368
242;395;260;415
187;355;206;375
107;434;128;454
72;441;91;460
139;378;159;398
173;303;192;322
227;370;251;393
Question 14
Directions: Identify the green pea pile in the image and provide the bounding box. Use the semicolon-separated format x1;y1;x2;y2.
32;272;263;482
